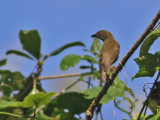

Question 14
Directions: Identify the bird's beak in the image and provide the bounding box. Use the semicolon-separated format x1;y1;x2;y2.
91;34;97;37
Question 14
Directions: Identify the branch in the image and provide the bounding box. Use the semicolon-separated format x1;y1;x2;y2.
137;70;160;119
37;73;84;80
85;9;160;120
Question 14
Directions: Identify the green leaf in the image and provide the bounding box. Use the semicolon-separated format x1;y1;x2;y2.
84;75;128;104
146;114;160;120
133;52;160;78
49;92;92;114
36;111;55;120
60;54;81;71
91;38;102;54
0;70;25;96
81;55;98;64
132;113;158;120
0;92;56;109
19;30;41;60
51;108;78;120
140;26;160;56
43;41;85;61
22;92;56;108
133;27;160;79
0;100;21;108
60;54;98;71
6;50;35;61
80;65;92;69
0;59;7;67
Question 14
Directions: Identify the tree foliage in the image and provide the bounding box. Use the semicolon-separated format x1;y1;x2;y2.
0;27;160;120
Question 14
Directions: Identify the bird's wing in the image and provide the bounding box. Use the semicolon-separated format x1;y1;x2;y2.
101;41;120;72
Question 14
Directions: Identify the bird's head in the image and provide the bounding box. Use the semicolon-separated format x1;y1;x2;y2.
91;30;113;41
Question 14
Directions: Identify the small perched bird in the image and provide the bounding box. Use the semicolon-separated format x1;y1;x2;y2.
91;30;120;83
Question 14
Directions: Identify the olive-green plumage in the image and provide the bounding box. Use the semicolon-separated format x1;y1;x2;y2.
91;30;120;83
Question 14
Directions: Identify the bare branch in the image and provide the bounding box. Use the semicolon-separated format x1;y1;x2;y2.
85;9;160;120
37;73;84;80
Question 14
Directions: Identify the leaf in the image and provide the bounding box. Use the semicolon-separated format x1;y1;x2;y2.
19;30;41;60
146;114;160;120
22;92;56;108
91;38;102;54
36;111;55;120
6;50;35;61
60;54;81;71
81;55;98;64
84;75;128;104
49;92;92;114
0;100;21;108
43;41;85;61
80;65;92;69
133;52;160;78
0;70;25;96
0;59;7;67
140;26;160;56
132;113;158;120
51;108;78;120
0;92;56;109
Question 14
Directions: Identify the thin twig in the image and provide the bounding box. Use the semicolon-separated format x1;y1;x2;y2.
85;9;160;120
112;84;116;120
37;73;84;80
124;66;135;117
137;70;160;119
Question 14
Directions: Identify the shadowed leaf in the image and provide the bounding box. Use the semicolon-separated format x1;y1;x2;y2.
6;50;35;61
49;92;92;114
43;41;85;61
0;92;56;109
19;30;41;60
0;59;7;67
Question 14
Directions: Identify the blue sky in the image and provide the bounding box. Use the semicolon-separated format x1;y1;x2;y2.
0;1;160;119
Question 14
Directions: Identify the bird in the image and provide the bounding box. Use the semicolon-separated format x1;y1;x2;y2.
91;30;120;84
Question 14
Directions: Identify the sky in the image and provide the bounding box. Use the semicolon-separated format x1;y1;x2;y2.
0;1;160;119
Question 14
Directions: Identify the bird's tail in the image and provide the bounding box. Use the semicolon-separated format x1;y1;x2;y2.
100;70;107;84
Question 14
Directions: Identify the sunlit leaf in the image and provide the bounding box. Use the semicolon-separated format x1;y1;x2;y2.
133;52;160;78
140;26;160;56
81;55;98;64
22;92;56;108
6;50;35;61
91;38;102;54
132;113;158;120
19;30;41;60
0;100;21;108
60;54;81;71
80;65;92;69
43;41;85;61
84;75;128;104
134;27;160;79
